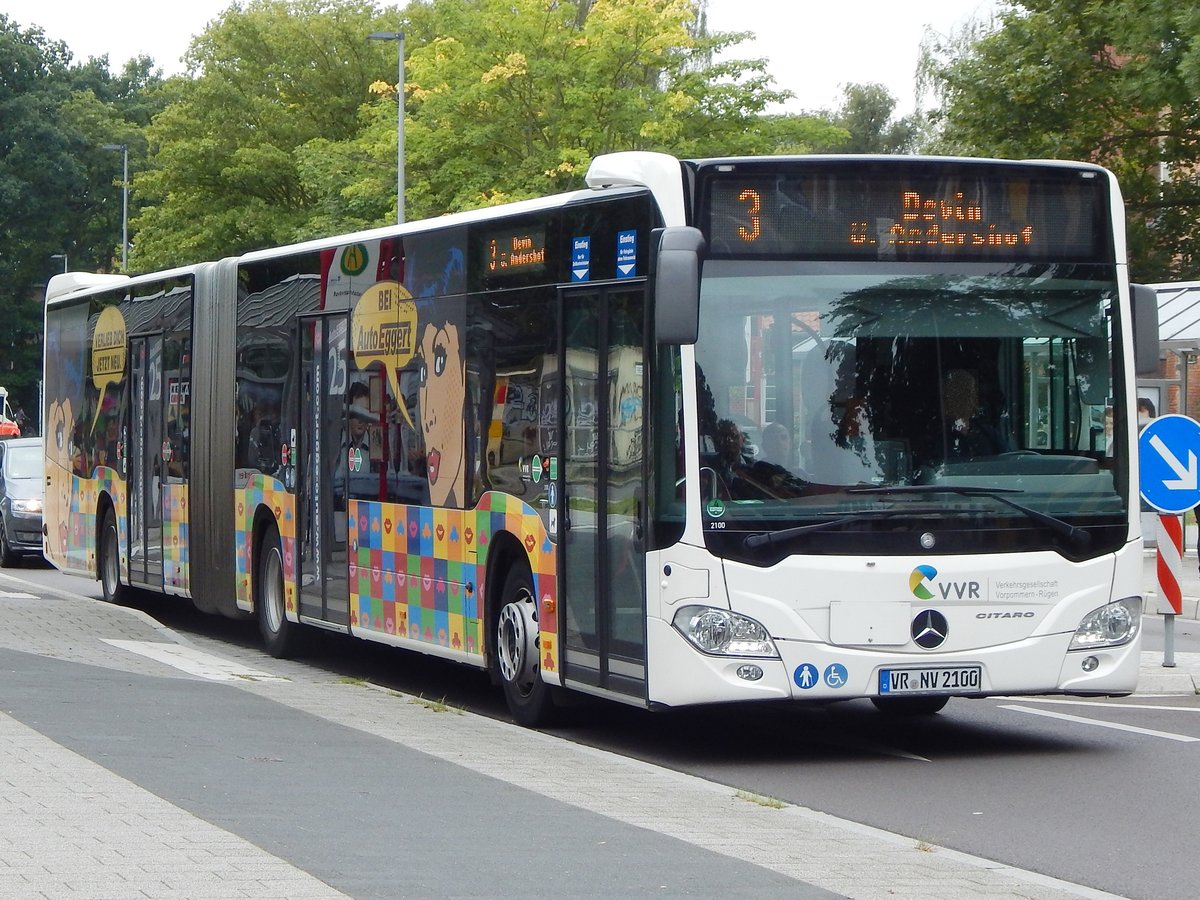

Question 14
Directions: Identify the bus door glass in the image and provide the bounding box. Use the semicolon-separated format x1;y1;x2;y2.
559;285;647;698
298;314;350;626
128;335;164;586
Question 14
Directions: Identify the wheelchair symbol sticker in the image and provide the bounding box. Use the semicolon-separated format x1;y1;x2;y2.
823;663;848;688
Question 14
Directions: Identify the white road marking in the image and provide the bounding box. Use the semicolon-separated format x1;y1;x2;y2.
823;736;931;762
102;640;290;682
1000;703;1200;742
1009;696;1200;713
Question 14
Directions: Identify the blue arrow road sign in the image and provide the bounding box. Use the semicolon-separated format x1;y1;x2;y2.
1139;414;1200;513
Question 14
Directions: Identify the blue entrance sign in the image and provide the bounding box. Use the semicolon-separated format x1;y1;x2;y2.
1139;414;1200;513
616;229;637;278
571;236;590;282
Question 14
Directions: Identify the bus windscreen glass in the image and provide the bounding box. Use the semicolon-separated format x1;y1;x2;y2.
701;162;1109;262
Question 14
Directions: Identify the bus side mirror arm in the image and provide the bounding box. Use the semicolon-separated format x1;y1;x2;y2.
1131;283;1161;377
651;226;705;345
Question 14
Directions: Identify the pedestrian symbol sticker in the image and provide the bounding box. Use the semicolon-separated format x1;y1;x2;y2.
794;663;818;689
824;663;847;688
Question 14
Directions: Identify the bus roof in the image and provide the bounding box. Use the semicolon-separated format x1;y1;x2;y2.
45;266;205;305
239;182;654;266
681;153;1114;175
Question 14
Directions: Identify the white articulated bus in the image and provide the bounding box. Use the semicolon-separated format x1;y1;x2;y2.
43;152;1157;724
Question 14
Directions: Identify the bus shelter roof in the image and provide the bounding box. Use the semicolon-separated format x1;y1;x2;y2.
1149;281;1200;352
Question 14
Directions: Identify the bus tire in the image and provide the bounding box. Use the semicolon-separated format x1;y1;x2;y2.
99;508;125;603
871;695;949;716
256;522;302;658
495;565;555;727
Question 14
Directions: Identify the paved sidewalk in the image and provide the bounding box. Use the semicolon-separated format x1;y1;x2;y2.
0;575;1130;900
1140;547;1200;694
0;713;346;899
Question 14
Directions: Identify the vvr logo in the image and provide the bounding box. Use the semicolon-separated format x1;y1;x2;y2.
909;565;937;600
909;565;982;601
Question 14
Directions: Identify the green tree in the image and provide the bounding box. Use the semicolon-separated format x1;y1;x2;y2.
131;0;397;269
921;0;1200;282
752;113;850;155
58;58;167;273
829;83;918;154
310;0;790;221
0;14;166;420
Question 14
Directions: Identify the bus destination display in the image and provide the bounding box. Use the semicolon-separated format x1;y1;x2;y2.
704;168;1105;261
484;227;547;274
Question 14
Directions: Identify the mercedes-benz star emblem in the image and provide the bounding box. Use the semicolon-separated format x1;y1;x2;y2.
911;610;949;650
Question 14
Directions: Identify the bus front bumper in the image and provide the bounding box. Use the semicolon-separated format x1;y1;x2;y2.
645;617;1142;708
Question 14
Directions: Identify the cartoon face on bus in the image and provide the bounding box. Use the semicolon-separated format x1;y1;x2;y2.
46;397;74;555
419;319;466;507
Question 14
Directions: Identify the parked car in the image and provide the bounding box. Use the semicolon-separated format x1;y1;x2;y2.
0;386;20;437
0;437;44;566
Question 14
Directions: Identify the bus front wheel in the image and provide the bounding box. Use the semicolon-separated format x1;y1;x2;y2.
99;508;125;603
257;523;302;658
495;566;555;727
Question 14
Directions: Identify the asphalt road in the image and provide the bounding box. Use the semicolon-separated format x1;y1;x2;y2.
8;559;1200;899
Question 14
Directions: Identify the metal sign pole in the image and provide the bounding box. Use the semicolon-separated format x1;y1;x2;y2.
1157;513;1182;667
1138;414;1200;669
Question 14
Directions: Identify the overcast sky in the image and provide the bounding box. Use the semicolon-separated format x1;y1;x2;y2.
4;0;997;116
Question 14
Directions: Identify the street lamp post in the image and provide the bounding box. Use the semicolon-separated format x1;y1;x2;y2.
102;143;129;271
368;30;405;225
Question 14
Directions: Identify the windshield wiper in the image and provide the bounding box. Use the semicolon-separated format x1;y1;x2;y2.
743;510;904;549
848;485;1091;550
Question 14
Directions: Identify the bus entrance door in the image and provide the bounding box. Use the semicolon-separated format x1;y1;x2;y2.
128;336;164;588
297;314;350;628
558;285;648;701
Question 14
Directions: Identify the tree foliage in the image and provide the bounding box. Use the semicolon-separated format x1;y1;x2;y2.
0;16;162;416
921;0;1200;282
829;83;918;154
303;0;794;223
2;0;1004;419
131;0;395;270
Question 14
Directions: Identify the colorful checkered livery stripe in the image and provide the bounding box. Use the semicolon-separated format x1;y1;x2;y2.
234;475;298;614
349;491;558;672
63;466;126;577
163;483;189;592
69;471;551;673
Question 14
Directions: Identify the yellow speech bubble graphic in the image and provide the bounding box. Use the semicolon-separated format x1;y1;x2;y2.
91;305;127;431
351;281;417;429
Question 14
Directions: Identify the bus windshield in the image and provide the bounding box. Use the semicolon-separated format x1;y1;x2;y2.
692;261;1128;559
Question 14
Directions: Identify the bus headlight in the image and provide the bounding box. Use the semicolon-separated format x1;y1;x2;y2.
1069;597;1142;650
672;605;779;658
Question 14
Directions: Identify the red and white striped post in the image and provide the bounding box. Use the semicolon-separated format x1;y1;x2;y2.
1157;513;1183;667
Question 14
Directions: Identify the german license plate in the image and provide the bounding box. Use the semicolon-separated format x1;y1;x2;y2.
878;665;981;695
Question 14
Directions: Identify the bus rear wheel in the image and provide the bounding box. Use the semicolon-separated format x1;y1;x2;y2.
257;522;302;658
99;508;125;603
871;695;949;716
495;566;555;727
